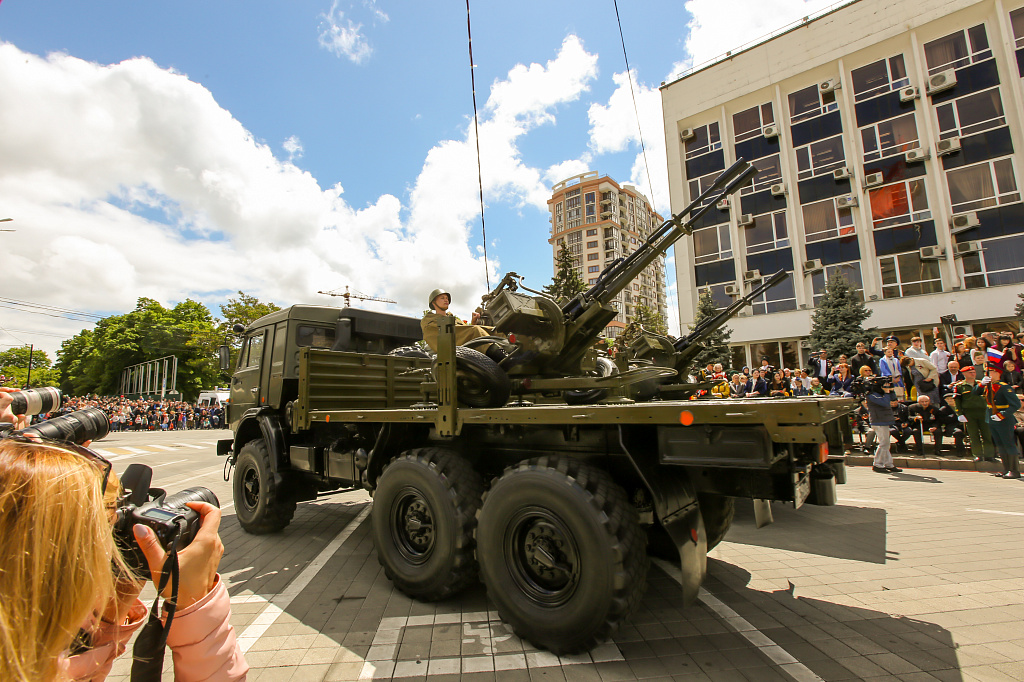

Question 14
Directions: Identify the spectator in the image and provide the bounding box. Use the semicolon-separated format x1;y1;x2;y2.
879;347;905;398
908;395;942;456
747;369;769;397
808;350;831;384
808;377;825;395
901;355;940;404
891;399;917;453
953;340;972;369
729;374;748;398
1002;360;1023;392
850;342;877;377
768;371;791;397
858;365;873;378
929;338;951;374
904;336;929;361
865;380;901;473
939;360;964;398
871;335;902;359
828;363;854;396
996;334;1020;371
936;395;967;455
971;350;986;377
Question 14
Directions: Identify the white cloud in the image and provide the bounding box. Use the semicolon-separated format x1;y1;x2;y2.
283;135;303;161
318;1;373;64
669;0;844;77
0;37;599;357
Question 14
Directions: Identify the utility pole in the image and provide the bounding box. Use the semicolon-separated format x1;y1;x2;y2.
25;344;33;387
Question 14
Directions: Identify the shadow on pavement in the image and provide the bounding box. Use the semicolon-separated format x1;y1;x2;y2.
726;498;889;564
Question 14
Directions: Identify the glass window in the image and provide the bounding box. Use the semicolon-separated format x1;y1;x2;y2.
588;265;599;273
688;169;724;206
861;113;919;162
741;154;783;195
586;228;597;236
879;252;942;298
868;179;930;229
934;88;1005;140
744;211;789;253
685;122;722;159
693;224;732;264
700;283;735;310
802;198;856;243
748;273;796;315
811;262;864;306
946;157;1020;213
587;253;599;261
587;240;598;248
733;103;775;143
296;325;336;349
795;135;845;180
789;84;838;124
851;55;909;101
245;333;264;369
962;234;1024;288
1011;7;1024;49
924;24;992;75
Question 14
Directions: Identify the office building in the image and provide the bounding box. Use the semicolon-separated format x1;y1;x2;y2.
662;0;1024;370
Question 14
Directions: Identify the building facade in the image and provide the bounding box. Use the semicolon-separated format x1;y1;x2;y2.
547;172;669;337
662;0;1024;370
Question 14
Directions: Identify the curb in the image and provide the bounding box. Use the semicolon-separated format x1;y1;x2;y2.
845;453;1003;472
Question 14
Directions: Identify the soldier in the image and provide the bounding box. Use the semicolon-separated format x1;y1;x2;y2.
952;365;996;462
420;289;494;353
982;362;1022;478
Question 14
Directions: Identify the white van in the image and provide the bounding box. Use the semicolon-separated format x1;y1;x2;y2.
196;390;230;408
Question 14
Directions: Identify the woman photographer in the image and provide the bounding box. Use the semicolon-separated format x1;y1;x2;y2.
0;389;247;681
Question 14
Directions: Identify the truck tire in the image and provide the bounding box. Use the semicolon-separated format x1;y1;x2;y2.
389;345;431;359
434;346;510;408
372;448;484;601
563;356;617;405
233;438;297;534
475;456;648;654
699;493;734;550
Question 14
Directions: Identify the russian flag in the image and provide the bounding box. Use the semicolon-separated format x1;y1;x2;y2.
987;346;1004;363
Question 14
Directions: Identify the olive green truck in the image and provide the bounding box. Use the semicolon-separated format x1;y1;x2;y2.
218;304;854;654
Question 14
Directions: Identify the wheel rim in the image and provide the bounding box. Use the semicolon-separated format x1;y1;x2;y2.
456;371;490;403
241;464;260;512
390;487;435;563
504;506;580;606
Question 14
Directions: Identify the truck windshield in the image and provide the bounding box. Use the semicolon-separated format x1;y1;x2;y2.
297;325;336;349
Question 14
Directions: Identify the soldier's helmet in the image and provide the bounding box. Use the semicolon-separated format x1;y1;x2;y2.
428;289;451;309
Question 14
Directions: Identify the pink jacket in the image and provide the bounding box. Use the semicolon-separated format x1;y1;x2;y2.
61;576;248;681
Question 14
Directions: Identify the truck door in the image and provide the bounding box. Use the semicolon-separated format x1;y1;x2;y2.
231;329;267;417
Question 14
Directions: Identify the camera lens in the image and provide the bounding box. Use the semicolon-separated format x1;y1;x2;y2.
7;387;62;416
16;407;110;444
162;487;220;509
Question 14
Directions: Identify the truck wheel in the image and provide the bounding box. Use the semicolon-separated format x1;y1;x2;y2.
475;456;648;654
563;356;617;405
389;345;431;359
372;448;484;600
699;493;734;550
233;438;297;534
435;346;510;408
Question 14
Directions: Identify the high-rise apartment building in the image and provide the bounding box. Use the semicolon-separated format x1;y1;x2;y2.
547;171;669;337
662;0;1024;370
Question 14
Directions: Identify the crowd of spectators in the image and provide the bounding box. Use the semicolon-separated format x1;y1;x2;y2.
44;394;228;431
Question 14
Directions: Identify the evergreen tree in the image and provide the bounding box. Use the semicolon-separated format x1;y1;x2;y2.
630;302;669;336
806;270;873;359
688;287;732;369
1016;291;1024;323
543;244;587;302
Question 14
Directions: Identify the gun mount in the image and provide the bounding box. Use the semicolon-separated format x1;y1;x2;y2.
476;159;757;392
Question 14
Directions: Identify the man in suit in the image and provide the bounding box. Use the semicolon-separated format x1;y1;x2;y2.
808;350;831;384
939;360;963;397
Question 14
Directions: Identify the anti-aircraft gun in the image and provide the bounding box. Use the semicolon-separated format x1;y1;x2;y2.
623;269;789;399
468;158;758;403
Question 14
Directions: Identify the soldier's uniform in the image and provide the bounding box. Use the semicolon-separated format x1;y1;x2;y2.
953;377;995;461
984;366;1022;478
419;311;492;351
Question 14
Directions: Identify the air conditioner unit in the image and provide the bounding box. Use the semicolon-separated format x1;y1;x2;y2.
927;69;957;96
819;78;840;93
743;269;762;281
919;245;944;260
833;167;852;181
723;283;741;296
762;124;779;139
906;147;930;163
899;86;920;102
936;137;961;156
955;240;984;256
716;197;730;210
770;183;787;196
950;211;980;233
803;258;824;273
863;172;884;189
738;213;755;227
836;194;858;209
800;339;812;349
679;127;695;141
953;324;973;337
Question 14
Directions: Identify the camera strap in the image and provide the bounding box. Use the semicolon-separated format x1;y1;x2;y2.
130;534;181;682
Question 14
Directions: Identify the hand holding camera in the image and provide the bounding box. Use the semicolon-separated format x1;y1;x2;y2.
134;501;224;608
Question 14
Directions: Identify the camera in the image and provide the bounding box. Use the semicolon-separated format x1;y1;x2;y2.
114;463;220;579
6;386;63;416
15;407;110;442
850;375;893;397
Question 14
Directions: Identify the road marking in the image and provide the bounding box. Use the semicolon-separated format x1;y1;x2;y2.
161;466;224;486
236;504;372;654
652;558;824;682
149;459;187;468
173;442;208;449
967;508;1024;517
148;444;178;451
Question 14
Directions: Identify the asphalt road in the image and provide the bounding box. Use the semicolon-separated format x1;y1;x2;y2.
93;429;1024;681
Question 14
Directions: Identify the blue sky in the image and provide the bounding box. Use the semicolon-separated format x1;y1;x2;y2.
0;0;835;357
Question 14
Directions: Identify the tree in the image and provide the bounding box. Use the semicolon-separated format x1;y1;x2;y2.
688;287;733;370
0;346;56;387
1016;291;1024;323
217;291;281;370
629;302;669;336
806;270;873;360
543;245;587;302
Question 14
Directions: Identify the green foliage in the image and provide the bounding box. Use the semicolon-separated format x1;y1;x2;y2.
629;302;669;336
216;292;281;372
1016;291;1024;322
689;288;733;370
0;346;57;387
543;244;587;303
806;271;873;360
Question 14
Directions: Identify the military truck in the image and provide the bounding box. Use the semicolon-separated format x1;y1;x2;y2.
217;160;855;654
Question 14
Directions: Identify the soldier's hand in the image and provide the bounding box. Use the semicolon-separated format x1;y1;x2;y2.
958;415;968;423
980;376;992;385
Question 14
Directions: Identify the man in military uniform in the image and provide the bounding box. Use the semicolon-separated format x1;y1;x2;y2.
952;365;996;462
982;362;1022;478
420;288;493;352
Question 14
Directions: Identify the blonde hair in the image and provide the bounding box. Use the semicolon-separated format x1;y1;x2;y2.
0;440;123;681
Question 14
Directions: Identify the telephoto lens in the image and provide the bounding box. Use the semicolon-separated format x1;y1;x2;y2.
16;407;110;444
162;487;220;510
7;387;62;416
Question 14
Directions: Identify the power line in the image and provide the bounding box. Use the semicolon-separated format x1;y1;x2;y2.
466;0;490;290
0;297;103;321
612;0;654;201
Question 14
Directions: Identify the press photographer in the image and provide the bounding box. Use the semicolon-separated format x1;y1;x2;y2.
0;387;247;681
856;376;903;474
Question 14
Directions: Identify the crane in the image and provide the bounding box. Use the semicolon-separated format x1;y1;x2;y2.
317;285;396;308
